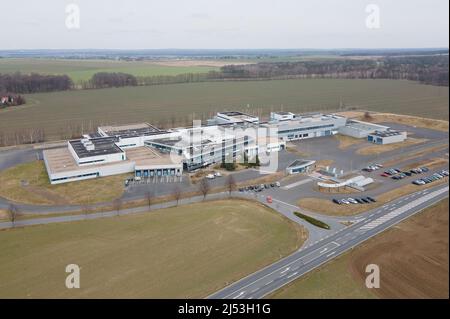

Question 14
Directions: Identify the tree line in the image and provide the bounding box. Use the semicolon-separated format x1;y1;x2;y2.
0;73;73;93
216;55;449;86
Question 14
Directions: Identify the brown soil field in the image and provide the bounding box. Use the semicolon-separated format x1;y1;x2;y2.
339;111;449;132
269;199;449;299
349;199;449;298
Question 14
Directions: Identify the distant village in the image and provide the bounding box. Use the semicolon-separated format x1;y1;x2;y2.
0;93;25;108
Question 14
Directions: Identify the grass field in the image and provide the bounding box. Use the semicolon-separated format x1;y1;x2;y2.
0;161;128;205
0;58;218;84
0;79;448;141
0;199;307;298
269;199;449;299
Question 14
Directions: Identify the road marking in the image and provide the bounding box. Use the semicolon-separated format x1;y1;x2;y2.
287;272;298;279
282;178;313;190
320;248;328;253
233;291;245;299
280;267;290;274
326;251;336;257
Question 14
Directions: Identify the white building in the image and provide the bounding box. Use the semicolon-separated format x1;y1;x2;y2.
262;113;347;141
367;130;407;145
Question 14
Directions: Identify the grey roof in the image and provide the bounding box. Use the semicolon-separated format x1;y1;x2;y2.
69;137;124;158
105;125;168;139
371;130;402;137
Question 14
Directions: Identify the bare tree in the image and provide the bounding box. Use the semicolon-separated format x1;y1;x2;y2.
225;174;237;197
7;203;19;228
198;178;210;200
146;190;154;210
173;185;182;206
113;198;122;216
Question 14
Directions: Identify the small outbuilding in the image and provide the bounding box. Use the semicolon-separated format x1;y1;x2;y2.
367;130;407;145
286;159;316;175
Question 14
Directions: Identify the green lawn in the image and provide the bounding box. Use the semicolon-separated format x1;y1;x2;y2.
0;58;218;84
0;79;447;141
0;199;306;298
0;161;128;205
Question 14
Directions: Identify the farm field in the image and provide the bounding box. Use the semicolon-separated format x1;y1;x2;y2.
0;58;219;84
269;199;449;299
0;79;448;141
0;199;307;298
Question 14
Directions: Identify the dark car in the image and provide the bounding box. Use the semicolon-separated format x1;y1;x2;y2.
366;196;376;202
332;199;341;205
421;167;429;172
355;198;364;204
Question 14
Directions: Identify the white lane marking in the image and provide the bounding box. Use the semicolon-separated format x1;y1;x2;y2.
280;267;290;274
282;178;313;190
326;251;336;257
320;248;328;254
359;186;449;231
265;280;274;286
287;272;298;279
233;291;245;299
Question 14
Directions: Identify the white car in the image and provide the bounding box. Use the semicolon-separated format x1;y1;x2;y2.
347;198;358;204
341;199;350;205
275;181;281;187
214;172;222;177
205;174;215;179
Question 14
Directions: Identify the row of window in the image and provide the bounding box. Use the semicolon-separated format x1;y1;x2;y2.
78;159;105;165
279;124;335;134
51;172;99;182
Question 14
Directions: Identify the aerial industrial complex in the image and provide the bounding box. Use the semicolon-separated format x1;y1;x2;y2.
43;111;407;184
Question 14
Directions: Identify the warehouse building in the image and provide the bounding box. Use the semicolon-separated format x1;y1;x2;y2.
368;130;407;145
338;119;390;138
262;112;347;141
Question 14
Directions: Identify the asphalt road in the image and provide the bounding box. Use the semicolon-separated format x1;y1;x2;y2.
208;183;449;299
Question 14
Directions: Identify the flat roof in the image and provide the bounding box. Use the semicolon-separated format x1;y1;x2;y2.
44;147;131;175
99;122;168;138
125;147;182;167
371;130;402;137
69;137;124;158
217;111;258;122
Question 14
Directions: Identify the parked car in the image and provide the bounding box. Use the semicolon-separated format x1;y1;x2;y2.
413;180;425;185
347;198;358;204
355;198;364;204
214;172;222;177
341;199;350;205
275;181;281;187
420;167;429;172
403;171;412;176
332;199;341;205
441;170;449;176
366;196;376;202
205;174;215;179
360;197;370;203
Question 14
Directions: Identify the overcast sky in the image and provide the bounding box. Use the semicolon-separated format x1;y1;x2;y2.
1;0;448;49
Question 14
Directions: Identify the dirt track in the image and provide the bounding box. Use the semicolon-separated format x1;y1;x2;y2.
349;199;449;298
